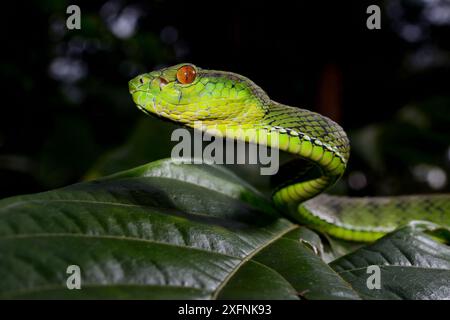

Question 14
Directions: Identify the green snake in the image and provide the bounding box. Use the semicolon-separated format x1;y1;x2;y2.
128;63;450;242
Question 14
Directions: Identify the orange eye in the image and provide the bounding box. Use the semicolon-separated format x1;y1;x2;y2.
176;65;196;84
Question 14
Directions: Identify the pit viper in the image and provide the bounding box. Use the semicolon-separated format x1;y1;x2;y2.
129;63;450;242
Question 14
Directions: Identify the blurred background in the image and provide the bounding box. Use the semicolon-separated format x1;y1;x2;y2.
1;0;450;199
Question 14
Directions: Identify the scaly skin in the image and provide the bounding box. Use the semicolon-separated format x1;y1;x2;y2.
129;63;450;242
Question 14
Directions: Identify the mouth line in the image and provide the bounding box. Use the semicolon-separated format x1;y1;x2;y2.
136;103;154;117
129;88;147;94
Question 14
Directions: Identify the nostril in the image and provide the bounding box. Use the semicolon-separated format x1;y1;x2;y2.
139;77;144;84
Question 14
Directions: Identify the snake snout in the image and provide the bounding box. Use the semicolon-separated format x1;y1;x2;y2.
128;76;140;93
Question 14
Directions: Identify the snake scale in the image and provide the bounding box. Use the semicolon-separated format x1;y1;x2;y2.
129;63;450;242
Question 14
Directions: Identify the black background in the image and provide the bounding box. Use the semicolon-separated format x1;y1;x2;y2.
1;0;450;198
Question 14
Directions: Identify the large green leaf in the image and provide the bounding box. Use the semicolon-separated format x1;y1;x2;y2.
0;159;359;299
331;222;450;299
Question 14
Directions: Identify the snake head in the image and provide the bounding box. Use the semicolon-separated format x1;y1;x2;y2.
129;63;270;126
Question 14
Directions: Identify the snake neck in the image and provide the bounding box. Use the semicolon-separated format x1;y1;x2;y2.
195;101;350;204
264;102;349;204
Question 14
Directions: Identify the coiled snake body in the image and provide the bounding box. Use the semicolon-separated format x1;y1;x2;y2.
129;63;450;242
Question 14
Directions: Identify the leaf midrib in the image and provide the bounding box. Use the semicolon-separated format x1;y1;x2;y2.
210;224;298;299
1;228;309;299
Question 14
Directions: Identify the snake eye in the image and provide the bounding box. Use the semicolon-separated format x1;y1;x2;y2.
176;65;196;84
